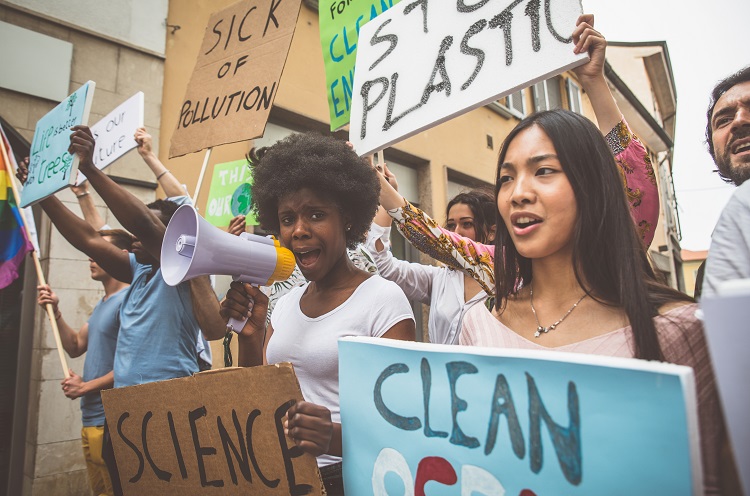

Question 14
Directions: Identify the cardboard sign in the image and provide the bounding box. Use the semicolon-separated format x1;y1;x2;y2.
349;0;588;156
76;91;144;185
20;81;95;207
339;337;702;495
318;0;401;130
204;159;257;227
169;0;303;158
701;286;750;495
101;364;324;495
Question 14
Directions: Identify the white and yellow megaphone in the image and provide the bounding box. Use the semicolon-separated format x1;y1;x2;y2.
161;205;296;333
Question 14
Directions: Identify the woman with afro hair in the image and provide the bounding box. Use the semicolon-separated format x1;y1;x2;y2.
221;132;415;495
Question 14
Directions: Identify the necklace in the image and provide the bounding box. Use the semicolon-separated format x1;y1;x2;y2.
530;285;588;338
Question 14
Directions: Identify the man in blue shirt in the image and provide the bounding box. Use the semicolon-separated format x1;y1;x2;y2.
36;229;131;496
18;125;227;495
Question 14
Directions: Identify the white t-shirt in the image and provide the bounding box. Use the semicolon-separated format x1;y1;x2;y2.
267;275;414;467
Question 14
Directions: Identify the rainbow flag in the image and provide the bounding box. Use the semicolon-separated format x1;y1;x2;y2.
0;130;33;289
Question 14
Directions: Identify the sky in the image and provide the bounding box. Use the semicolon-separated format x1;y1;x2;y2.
583;0;748;251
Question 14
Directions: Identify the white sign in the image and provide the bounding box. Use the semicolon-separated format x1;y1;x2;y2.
701;284;750;496
77;92;144;185
350;0;588;156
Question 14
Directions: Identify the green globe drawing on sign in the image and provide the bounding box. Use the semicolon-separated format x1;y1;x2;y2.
231;183;252;216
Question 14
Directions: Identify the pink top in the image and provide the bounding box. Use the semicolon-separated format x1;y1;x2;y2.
388;118;659;297
460;302;726;495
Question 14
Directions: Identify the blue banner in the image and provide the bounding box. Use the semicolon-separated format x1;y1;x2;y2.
21;81;95;207
339;338;700;495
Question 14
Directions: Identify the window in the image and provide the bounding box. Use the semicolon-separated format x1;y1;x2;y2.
566;78;582;114
533;77;562;111
504;90;526;118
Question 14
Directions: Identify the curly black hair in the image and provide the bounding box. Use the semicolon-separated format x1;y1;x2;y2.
248;133;380;249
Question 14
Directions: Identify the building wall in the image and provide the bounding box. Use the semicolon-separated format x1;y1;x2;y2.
0;3;165;494
3;0;168;55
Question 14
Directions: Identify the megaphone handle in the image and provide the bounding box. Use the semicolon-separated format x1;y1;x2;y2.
226;296;254;334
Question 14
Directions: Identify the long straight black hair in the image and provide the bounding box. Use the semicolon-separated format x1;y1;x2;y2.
493;110;692;361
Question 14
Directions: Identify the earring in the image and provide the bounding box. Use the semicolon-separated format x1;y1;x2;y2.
345;225;351;231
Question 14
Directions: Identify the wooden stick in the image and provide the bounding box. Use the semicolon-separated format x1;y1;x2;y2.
1;145;70;378
192;147;213;209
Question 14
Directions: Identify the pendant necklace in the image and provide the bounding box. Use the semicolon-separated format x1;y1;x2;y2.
530;285;588;338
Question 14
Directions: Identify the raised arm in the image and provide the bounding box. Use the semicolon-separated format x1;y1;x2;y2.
375;167;496;295
135;127;187;198
572;14;659;246
70;126;166;261
17;159;131;282
69;182;106;230
37;284;89;357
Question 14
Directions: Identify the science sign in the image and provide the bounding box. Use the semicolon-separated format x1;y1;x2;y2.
349;0;588;156
101;363;324;495
339;337;702;495
20;81;95;207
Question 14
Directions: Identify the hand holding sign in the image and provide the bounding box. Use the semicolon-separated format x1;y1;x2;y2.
571;14;606;83
285;401;336;458
68;126;97;176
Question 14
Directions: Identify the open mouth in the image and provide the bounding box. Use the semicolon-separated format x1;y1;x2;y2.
733;141;750;154
513;216;542;229
295;249;321;267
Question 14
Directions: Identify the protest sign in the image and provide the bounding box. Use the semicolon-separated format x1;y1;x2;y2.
101;363;324;495
701;285;750;495
169;0;303;158
339;337;702;495
20;81;95;207
76;91;144;185
318;0;401;130
204;159;257;227
349;0;588;156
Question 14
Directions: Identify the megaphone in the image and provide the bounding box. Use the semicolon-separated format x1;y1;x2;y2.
161;205;296;333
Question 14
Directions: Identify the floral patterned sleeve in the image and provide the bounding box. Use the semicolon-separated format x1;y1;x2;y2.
388;118;658;295
388;202;495;296
605;118;659;248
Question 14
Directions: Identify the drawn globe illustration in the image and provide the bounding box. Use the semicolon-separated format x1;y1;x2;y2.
231;183;252;216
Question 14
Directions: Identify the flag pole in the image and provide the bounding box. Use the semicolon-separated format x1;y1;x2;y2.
192;147;212;210
1;145;70;379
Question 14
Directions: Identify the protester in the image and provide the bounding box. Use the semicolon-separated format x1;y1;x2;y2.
701;66;750;297
17;126;228;495
367;172;495;344
369;15;658;343
134;126;215;369
454;108;727;495
220;133;415;495
35;228;132;496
